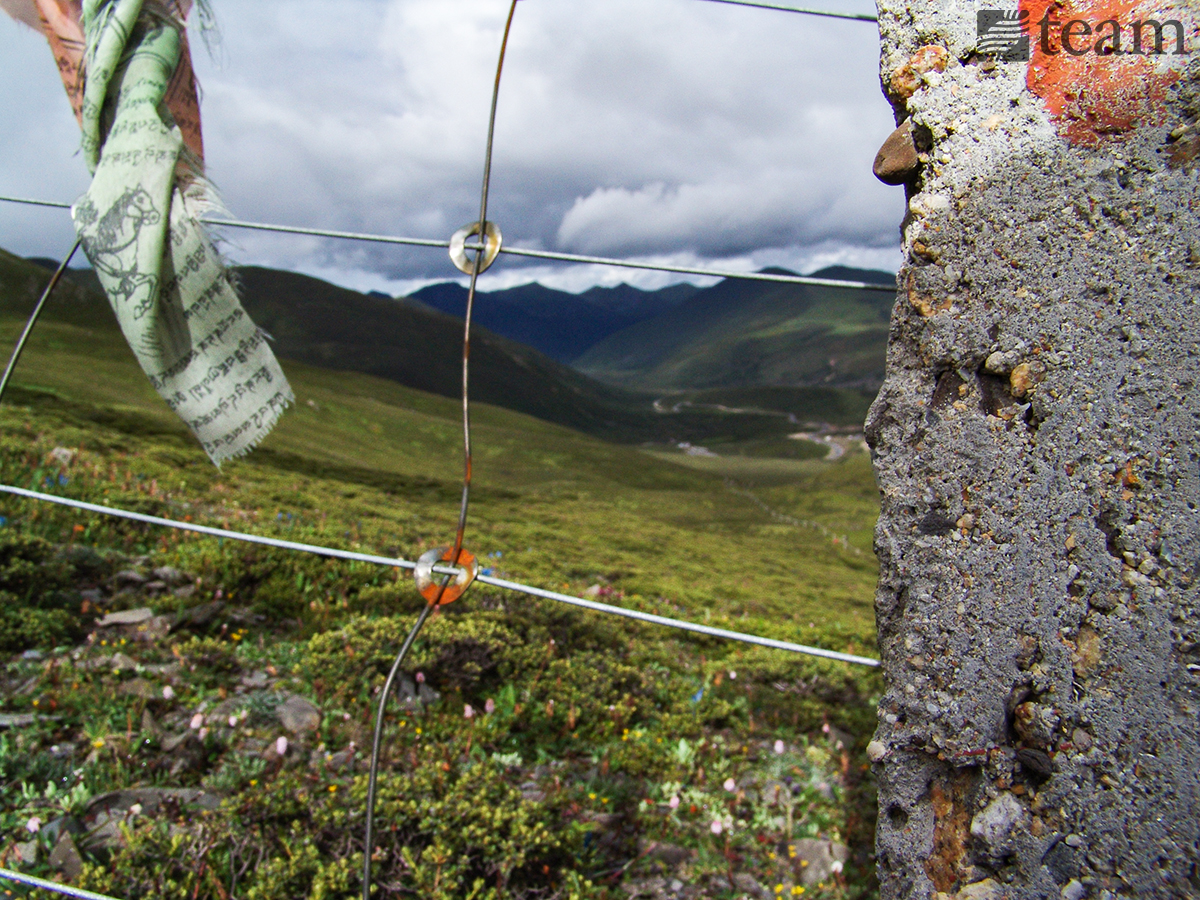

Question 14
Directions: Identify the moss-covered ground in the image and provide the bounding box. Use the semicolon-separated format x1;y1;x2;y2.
0;297;882;898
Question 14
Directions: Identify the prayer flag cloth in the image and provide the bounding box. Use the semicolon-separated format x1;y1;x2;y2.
4;0;292;464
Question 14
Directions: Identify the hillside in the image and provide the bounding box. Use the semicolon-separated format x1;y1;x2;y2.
574;266;896;392
13;251;871;439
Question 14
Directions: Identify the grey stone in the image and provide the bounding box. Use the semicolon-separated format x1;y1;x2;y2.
971;793;1026;859
40;816;81;847
983;350;1021;375
519;780;546;803
96;607;154;626
14;839;37;865
160;734;208;776
170;600;224;630
107;652;138;671
119;678;158;700
731;872;771;898
0;713;38;728
622;877;667;898
141;709;164;742
326;744;356;772
85;787;221;822
792;838;849;887
240;670;270;688
48;831;83;880
152;566;188;585
1061;880;1087;900
277;694;321;733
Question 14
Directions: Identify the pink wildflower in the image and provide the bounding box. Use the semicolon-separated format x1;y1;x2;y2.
415;672;425;684
668;796;681;810
190;713;204;730
485;698;496;714
25;817;41;834
710;820;724;835
162;685;175;700
774;739;785;754
464;704;475;719
275;736;289;756
723;778;737;792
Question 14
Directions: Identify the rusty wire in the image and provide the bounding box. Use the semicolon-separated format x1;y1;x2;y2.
0;237;80;401
361;3;520;898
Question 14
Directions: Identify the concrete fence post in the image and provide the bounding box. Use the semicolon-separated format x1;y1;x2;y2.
866;2;1200;898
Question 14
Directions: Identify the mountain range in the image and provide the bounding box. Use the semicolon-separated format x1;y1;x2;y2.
409;280;698;364
7;250;879;447
413;266;896;393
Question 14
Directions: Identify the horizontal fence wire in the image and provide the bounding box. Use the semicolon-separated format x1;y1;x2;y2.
0;196;896;293
0;484;879;667
0;867;122;900
695;0;878;21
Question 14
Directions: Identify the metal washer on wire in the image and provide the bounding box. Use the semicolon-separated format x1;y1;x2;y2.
414;545;480;604
448;220;502;275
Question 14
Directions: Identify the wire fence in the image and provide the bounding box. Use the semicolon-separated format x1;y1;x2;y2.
698;0;877;20
0;196;896;293
0;484;879;667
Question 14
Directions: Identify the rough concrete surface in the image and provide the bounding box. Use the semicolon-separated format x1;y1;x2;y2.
866;2;1200;898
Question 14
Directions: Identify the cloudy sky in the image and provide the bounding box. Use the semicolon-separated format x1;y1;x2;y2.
1;0;904;295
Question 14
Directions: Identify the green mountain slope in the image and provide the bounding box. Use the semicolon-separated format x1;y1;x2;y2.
0;247;878;624
0;251;884;900
574;267;897;392
9;251;870;442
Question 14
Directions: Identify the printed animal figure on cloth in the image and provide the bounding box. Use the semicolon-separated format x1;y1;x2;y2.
74;186;162;319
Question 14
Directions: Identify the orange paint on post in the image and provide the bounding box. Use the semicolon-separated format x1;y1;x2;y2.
1019;0;1194;145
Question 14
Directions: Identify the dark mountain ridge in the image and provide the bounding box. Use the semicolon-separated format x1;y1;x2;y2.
573;266;898;392
408;279;698;364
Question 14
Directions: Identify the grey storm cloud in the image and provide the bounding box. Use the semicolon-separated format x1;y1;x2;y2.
0;0;904;292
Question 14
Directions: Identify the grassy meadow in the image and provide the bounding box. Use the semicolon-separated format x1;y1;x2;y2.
0;262;883;899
